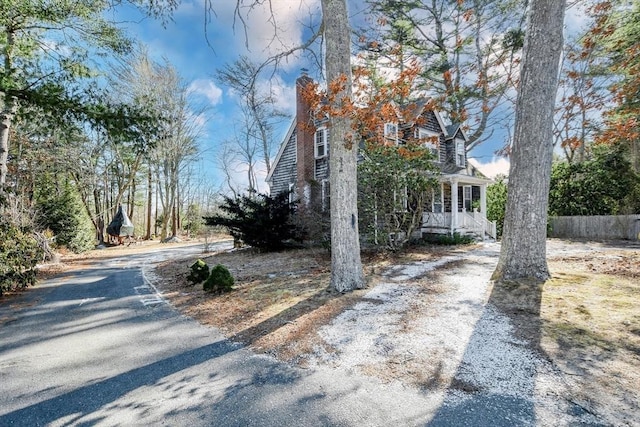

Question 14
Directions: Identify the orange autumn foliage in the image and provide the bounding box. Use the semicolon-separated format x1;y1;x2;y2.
299;61;435;158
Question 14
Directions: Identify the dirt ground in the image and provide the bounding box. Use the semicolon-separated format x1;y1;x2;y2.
28;237;640;424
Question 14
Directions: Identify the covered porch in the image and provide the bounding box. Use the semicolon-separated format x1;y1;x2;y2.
421;174;496;239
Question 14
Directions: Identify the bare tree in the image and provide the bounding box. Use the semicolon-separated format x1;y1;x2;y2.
151;73;202;240
492;0;567;283
216;56;287;179
216;138;241;197
110;47;203;240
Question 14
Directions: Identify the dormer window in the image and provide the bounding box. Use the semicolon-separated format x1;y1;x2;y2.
455;138;465;167
315;127;328;158
384;122;398;143
417;128;440;160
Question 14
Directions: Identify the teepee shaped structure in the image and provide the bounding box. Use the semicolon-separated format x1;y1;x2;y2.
106;205;134;243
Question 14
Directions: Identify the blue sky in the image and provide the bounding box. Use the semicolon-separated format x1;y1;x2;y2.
111;0;590;193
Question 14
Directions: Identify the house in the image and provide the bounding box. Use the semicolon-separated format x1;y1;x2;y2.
266;73;496;240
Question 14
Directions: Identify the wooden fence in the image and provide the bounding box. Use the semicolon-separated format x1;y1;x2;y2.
548;215;640;240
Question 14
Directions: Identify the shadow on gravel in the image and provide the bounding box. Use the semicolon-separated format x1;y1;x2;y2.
427;279;544;427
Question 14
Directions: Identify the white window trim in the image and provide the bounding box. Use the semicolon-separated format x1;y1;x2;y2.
417;128;440;160
384;122;398;144
432;186;443;213
321;179;329;212
463;185;472;212
455;138;465;167
314;127;328;158
288;183;295;204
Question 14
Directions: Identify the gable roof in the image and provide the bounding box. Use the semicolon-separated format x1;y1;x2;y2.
397;99;449;135
266;118;296;184
445;123;469;142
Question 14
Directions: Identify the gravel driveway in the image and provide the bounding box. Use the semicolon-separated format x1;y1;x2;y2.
303;241;629;426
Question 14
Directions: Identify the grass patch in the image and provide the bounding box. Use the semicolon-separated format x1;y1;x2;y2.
542;264;640;355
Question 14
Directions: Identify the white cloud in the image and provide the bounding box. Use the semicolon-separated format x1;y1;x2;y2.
225;158;270;195
468;157;510;179
174;0;206;16
188;79;223;105
209;0;320;68
258;75;296;114
565;2;590;36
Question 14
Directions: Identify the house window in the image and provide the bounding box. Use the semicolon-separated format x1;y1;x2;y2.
393;186;408;212
384;122;398;143
456;139;465;167
417;128;439;160
315;127;328;158
433;185;443;213
321;179;330;212
288;183;295;204
463;185;472;211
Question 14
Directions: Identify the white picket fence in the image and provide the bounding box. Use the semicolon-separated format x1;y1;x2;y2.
549;215;640;240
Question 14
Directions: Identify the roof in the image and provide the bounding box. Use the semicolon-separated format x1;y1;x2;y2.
265;118;296;183
445;123;468;142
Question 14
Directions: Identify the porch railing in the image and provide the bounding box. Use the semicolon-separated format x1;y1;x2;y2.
460;210;497;239
422;211;497;239
422;212;451;229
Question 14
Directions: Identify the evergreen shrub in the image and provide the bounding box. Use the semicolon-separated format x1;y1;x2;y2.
203;191;304;252
35;177;94;253
0;218;44;295
187;259;209;285
203;264;234;293
419;232;475;246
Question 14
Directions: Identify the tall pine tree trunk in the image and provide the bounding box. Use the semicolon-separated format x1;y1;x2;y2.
0;112;9;187
0;101;15;188
146;166;152;240
492;0;566;283
0;26;16;188
322;0;364;292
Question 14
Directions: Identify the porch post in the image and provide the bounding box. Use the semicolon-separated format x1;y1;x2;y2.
450;178;458;234
480;183;487;216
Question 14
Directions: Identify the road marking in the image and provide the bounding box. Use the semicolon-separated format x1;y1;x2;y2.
135;274;167;307
79;297;105;306
140;297;164;306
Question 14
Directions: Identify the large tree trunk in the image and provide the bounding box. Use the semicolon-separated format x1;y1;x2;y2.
322;0;365;292
146;166;152;240
93;188;105;245
0;26;16;189
0;102;15;187
492;0;566;283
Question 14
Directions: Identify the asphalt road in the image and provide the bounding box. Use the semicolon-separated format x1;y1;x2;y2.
0;242;442;427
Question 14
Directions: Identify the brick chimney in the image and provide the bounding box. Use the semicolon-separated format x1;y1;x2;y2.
295;71;315;205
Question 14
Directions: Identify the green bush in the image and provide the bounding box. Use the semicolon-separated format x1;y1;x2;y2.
35;177;94;253
549;143;640;216
203;191;304;252
187;259;209;285
203;264;234;293
487;175;507;238
419;232;476;246
0;218;44;296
